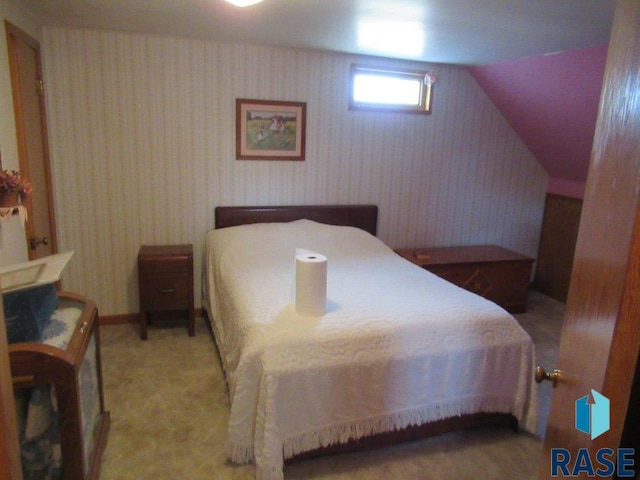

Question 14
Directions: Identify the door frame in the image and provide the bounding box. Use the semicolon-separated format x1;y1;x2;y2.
0;299;23;480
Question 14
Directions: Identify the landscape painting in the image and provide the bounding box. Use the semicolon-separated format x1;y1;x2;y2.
236;99;306;161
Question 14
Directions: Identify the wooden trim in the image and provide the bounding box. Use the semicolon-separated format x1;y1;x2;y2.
87;412;110;480
0;297;23;479
99;313;138;325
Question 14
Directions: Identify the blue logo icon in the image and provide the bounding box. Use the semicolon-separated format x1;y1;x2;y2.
575;389;610;440
550;391;633;476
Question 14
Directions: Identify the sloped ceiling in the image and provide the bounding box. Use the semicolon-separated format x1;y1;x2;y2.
469;45;608;196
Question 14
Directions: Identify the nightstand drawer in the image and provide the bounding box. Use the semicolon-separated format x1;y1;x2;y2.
137;244;192;273
138;256;190;273
139;272;190;310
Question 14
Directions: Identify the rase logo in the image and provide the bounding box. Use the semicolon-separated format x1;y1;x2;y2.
550;390;635;477
575;389;610;440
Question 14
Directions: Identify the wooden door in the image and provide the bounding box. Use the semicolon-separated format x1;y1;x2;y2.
5;21;57;259
538;0;640;477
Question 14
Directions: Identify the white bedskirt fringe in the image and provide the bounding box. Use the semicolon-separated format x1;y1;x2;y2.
228;393;535;480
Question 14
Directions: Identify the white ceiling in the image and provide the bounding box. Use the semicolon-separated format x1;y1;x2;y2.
24;0;614;65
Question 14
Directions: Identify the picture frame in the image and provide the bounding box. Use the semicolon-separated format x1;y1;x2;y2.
236;99;306;161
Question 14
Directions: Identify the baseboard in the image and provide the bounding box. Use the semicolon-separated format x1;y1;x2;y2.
99;308;204;325
99;313;137;325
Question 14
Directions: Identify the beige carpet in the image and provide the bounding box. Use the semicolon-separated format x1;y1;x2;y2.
98;290;563;479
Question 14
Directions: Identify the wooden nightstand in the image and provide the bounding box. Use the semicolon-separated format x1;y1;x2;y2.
137;244;194;340
396;245;534;313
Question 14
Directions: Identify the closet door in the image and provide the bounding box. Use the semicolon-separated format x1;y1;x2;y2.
5;21;57;260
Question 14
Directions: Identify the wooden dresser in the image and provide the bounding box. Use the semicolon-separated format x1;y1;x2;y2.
395;245;534;313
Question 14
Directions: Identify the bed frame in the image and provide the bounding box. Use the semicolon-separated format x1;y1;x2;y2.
213;204;518;460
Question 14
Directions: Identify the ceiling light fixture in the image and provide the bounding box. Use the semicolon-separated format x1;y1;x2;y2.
224;0;264;7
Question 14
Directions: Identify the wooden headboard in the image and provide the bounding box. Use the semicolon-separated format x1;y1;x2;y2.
215;205;378;236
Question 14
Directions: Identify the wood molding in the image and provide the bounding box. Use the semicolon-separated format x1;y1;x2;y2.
0;297;24;480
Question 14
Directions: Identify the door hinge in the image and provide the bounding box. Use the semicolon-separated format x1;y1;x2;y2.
36;79;44;96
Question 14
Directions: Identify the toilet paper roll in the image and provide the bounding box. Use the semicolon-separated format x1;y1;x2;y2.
295;249;327;316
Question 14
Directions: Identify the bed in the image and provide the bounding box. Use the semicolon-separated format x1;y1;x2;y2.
203;204;537;480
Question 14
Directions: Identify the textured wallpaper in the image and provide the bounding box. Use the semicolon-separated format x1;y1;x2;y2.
41;27;547;316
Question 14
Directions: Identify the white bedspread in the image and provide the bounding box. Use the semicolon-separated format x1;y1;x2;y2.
203;220;537;480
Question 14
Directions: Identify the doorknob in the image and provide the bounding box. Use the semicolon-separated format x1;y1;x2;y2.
29;236;49;250
535;366;560;387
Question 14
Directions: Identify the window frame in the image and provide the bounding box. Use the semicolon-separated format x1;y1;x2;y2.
349;64;434;114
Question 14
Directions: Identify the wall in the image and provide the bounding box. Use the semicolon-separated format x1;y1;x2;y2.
0;0;40;266
40;27;547;316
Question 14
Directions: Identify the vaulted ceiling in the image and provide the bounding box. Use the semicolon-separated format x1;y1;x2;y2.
469;44;609;187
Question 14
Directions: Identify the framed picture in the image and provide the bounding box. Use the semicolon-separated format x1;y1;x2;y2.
236;99;306;161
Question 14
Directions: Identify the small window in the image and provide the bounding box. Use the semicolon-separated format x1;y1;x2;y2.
349;65;434;114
